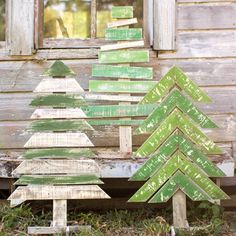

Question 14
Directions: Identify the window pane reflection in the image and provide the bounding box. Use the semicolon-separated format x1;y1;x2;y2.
0;0;5;41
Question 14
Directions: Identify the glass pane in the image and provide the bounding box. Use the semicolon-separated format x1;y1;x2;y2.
0;0;5;41
97;0;143;38
44;0;91;39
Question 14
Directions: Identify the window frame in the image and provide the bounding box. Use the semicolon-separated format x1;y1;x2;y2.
35;0;152;49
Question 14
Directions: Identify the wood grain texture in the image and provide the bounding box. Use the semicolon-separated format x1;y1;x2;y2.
107;18;137;28
100;41;144;51
8;185;110;206
12;159;100;176
24;133;94;148
111;6;133;19
53;200;67;227
34;78;84;93
153;0;176;50
6;0;34;55
105;28;142;41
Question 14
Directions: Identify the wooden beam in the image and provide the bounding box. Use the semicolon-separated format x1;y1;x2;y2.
153;0;176;50
6;0;35;55
53;200;67;228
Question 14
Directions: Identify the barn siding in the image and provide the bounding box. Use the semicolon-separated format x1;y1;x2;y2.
0;0;235;175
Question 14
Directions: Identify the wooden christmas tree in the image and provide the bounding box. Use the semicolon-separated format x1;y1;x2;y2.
8;60;110;235
128;66;230;228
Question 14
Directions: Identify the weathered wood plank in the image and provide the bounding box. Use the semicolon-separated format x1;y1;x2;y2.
153;0;176;50
53;200;67;227
28;120;94;132
8;185;110;207
178;3;236;30
88;119;143;126
12;160;100;176
15;175;103;185
92;65;153;79
100;41;144;51
24;133;94;148
22;148;96;159
99;50;149;63
6;0;34;55
34;78;84;93
105;28;142;41
111;6;133;19
107;18;137;28
159;31;236;58
89;81;156;93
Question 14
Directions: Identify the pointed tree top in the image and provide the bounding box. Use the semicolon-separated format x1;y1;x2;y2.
43;60;75;77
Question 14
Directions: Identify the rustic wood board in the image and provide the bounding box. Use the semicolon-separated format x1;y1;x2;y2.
15;174;103;185
135;109;222;157
128;152;229;202
89;81;156;93
30;94;87;107
92;65;153;79
12;159;100;176
34;78;84;93
88;119;143;126
105;28;142;41
8;185;110;207
107;18;137;28
100;41;144;51
111;6;133;19
98;50;149;63
22;148;97;159
136;89;217;134
28;120;94;132
130;132;225;181
140;66;212;104
24;133;94;148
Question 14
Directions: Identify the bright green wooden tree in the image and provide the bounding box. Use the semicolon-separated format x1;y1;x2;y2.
128;66;229;225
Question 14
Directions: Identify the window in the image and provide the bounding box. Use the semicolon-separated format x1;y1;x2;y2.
0;0;5;41
38;0;146;48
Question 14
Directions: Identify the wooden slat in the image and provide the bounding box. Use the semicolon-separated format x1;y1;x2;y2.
107;18;137;28
53;200;67;227
15;175;103;185
105;28;142;41
159;31;236;59
98;50;149;63
6;0;34;55
92;65;153;79
34;78;84;93
12;159;100;176
8;185;110;207
100;41;144;51
89;81;156;93
111;6;133;19
24;133;94;148
153;0;176;50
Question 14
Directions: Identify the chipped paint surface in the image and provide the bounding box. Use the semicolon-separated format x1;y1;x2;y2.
105;28;142;41
111;6;133;19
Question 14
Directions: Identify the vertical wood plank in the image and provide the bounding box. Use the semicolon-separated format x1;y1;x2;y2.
153;0;176;50
233;142;236;169
143;0;153;46
91;0;96;38
34;0;44;49
6;0;35;55
53;200;67;227
172;190;188;228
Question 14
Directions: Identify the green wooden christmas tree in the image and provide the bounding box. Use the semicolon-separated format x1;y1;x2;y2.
128;66;230;227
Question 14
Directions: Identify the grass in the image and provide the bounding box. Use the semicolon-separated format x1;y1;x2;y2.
0;201;233;236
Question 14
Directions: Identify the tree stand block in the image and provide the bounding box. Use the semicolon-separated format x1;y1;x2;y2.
172;190;189;228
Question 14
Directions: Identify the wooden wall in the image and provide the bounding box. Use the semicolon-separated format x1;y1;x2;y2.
0;0;235;178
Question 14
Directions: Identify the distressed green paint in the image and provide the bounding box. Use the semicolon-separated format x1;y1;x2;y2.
23;148;96;159
30;94;87;107
15;175;103;185
92;65;153;80
111;6;133;19
89;81;156;93
88;119;143;126
98;50;149;64
83;104;156;118
43;60;75;77
28;120;94;132
130;132;224;181
149;171;211;203
105;28;142;40
140;66;212;104
128;152;229;202
135;109;222;157
136;89;217;134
